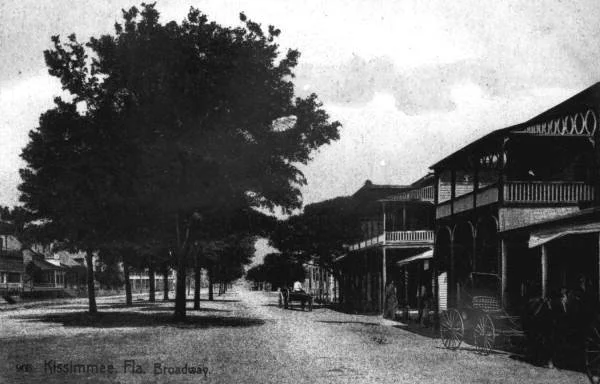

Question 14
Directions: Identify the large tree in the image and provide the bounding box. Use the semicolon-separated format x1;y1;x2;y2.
246;253;305;290
20;4;340;319
270;196;363;273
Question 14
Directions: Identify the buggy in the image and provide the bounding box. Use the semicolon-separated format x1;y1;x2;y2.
278;287;313;311
439;272;524;355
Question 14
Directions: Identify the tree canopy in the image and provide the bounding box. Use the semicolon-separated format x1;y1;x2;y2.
18;3;340;318
246;253;305;289
269;196;363;273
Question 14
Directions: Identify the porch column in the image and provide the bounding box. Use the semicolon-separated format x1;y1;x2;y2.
541;244;548;298
382;202;387;234
472;233;477;272
404;266;409;304
367;269;372;304
501;239;508;307
449;234;455;306
382;247;387;315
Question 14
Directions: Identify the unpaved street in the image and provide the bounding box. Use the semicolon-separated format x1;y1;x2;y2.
0;284;590;383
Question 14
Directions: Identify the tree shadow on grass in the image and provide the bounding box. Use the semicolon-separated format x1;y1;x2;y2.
99;303;157;309
137;306;231;313
165;299;241;303
317;320;379;326
12;311;264;329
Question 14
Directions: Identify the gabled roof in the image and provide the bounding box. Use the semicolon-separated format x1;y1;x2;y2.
429;122;525;170
527;82;600;124
429;82;600;171
29;257;65;271
379;173;435;203
352;180;410;200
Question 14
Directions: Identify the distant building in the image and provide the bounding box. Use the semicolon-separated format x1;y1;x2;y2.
335;177;435;315
0;232;24;294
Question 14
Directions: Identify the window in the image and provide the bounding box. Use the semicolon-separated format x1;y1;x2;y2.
7;273;21;283
438;170;452;202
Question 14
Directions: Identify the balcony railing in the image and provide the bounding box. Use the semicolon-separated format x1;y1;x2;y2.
504;181;594;203
392;186;435;202
348;234;384;251
348;230;434;251
436;181;595;219
385;230;434;244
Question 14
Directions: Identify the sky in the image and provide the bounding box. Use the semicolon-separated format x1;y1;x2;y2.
2;0;600;259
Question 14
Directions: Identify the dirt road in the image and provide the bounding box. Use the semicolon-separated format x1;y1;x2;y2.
0;283;590;383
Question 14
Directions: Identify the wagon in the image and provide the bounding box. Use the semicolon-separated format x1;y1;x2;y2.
439;272;524;355
278;287;313;311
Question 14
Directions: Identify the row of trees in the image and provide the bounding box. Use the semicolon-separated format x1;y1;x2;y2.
16;4;340;319
247;196;364;289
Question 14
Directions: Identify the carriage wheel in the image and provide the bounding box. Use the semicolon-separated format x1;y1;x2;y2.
474;314;495;355
440;309;464;350
585;322;600;384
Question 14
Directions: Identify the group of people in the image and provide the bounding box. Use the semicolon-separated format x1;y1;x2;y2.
525;274;598;368
384;281;432;326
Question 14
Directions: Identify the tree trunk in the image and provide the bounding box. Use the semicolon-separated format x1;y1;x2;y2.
85;250;97;314
174;251;187;320
162;265;169;301
148;263;155;303
208;265;214;301
193;252;201;310
123;258;132;306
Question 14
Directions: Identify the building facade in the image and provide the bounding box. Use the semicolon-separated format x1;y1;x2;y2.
431;82;600;313
336;176;435;315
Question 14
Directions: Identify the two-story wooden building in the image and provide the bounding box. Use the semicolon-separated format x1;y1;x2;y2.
432;82;600;312
336;176;436;315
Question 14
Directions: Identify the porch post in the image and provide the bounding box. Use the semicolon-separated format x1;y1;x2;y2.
501;239;508;307
404;266;409;312
382;202;387;234
449;233;455;306
541;244;548;298
382;247;387;315
472;232;478;272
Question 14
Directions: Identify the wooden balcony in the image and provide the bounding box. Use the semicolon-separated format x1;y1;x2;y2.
348;234;384;251
348;230;434;251
385;230;434;244
436;181;595;219
503;181;594;204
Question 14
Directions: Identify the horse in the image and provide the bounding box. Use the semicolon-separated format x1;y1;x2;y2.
523;287;598;369
522;295;558;367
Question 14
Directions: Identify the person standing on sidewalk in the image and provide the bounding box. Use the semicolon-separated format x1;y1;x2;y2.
384;281;397;319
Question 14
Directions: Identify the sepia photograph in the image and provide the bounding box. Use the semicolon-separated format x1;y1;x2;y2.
1;1;600;383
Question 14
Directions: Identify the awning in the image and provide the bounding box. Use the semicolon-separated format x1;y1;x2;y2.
529;221;600;248
395;249;433;267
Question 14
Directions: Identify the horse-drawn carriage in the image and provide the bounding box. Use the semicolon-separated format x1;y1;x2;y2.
278;287;313;311
440;272;600;383
440;272;524;355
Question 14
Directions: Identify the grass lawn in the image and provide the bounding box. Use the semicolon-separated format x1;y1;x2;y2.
0;294;261;384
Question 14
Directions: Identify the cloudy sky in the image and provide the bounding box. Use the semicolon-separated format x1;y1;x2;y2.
1;0;600;211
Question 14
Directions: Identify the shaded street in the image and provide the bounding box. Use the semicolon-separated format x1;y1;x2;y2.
0;284;590;383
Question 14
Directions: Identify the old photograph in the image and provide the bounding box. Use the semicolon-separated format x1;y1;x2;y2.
1;1;600;383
